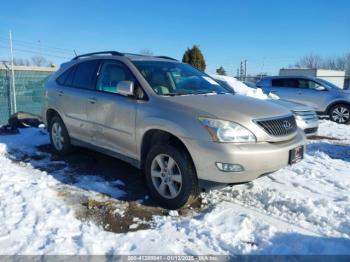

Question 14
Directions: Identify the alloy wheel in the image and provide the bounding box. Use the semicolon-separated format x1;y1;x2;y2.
51;122;64;150
150;154;183;199
331;106;350;123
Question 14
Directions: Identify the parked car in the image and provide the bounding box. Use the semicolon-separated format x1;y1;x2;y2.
44;51;305;209
211;75;319;136
257;76;350;124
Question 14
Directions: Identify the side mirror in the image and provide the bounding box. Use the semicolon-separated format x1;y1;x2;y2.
315;85;326;91
117;81;134;96
256;82;263;88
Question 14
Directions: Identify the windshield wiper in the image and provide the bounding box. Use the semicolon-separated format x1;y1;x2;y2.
195;91;230;95
162;91;231;96
162;93;187;96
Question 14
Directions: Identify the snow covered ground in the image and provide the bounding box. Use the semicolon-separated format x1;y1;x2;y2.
0;121;350;255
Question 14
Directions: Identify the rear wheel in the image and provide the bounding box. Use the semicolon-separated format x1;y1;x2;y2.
329;104;350;124
49;116;72;155
145;145;199;210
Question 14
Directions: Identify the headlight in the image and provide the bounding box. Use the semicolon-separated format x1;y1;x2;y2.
199;117;256;143
292;110;317;120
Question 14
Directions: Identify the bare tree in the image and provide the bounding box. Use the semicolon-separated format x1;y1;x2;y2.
31;56;48;66
292;52;350;75
13;58;25;66
24;59;31;66
294;54;323;68
323;57;345;71
139;49;154;56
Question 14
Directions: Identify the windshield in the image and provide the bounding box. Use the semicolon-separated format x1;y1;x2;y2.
317;78;341;89
133;61;231;96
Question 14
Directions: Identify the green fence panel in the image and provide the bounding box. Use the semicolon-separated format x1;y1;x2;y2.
0;67;55;125
0;69;10;125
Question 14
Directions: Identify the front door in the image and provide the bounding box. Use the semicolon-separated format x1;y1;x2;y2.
86;60;138;159
292;78;330;112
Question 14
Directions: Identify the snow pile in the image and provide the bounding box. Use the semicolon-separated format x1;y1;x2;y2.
317;119;350;143
0;127;350;254
211;74;279;100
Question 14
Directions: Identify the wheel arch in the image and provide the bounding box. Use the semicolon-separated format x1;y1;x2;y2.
140;129;195;172
46;108;61;129
326;101;350;114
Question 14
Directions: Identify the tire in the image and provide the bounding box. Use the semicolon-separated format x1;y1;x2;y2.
48;116;73;155
329;104;350;124
145;144;199;210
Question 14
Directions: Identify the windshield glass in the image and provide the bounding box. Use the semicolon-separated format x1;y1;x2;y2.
317;78;341;89
133;61;231;96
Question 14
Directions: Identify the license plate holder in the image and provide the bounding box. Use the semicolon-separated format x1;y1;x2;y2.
289;146;304;165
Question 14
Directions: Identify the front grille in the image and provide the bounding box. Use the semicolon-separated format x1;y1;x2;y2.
256;115;297;137
304;127;318;134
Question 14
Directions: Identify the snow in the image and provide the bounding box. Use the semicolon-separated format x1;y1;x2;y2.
318;119;350;143
211;74;279;100
0;125;350;255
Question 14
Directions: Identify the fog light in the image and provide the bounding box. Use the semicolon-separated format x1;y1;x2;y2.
216;162;244;172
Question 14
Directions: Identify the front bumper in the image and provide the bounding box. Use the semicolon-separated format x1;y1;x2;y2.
183;130;306;184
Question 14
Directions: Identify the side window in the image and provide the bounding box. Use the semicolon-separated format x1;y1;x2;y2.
296;79;309;89
72;60;100;89
272;79;284;87
56;66;76;86
96;61;136;94
308;80;323;90
272;79;299;88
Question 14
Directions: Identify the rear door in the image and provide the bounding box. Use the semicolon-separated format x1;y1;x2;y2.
86;60;138;159
56;60;100;141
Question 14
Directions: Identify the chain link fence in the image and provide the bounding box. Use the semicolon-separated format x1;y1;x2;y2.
0;65;56;125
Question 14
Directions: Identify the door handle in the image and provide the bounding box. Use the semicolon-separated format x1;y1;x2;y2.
58;90;64;96
89;97;97;104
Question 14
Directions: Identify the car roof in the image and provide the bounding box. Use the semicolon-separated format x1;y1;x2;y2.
69;51;179;63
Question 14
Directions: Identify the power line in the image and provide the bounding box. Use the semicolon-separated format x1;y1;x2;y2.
0;45;71;59
0;36;76;54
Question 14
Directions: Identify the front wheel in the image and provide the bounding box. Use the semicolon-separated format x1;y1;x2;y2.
329;104;350;124
145;145;199;210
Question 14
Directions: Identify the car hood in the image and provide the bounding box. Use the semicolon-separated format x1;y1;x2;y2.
272;99;315;112
161;93;297;142
165;93;291;121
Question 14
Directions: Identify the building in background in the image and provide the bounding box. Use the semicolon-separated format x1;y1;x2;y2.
0;64;56;124
279;68;346;89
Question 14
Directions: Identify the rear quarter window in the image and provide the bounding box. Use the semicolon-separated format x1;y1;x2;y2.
72;60;100;89
56;66;75;86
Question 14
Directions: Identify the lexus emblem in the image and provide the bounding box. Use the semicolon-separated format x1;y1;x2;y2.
283;120;292;129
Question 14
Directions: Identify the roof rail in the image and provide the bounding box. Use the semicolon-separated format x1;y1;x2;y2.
124;53;178;61
155;56;178;61
72;51;124;60
123;53;147;57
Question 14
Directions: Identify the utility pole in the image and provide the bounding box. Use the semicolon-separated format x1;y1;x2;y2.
1;61;12;118
9;30;17;114
240;61;244;81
